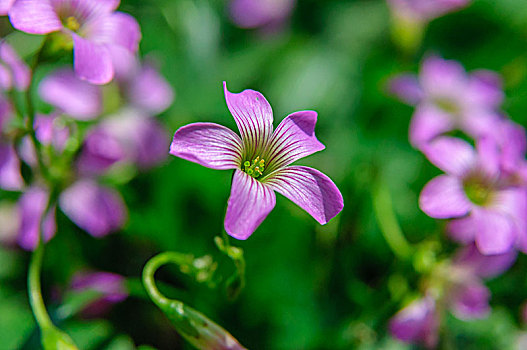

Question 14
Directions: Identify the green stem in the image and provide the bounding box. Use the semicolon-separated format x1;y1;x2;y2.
142;252;192;307
372;179;413;260
28;242;53;329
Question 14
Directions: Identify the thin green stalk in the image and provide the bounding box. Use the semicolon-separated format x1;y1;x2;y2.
372;179;413;260
28;242;53;329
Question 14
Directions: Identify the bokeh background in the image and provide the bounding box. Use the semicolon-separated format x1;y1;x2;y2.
2;0;527;349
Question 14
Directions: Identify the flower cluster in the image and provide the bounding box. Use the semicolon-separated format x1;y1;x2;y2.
390;244;517;348
0;1;173;251
389;55;527;347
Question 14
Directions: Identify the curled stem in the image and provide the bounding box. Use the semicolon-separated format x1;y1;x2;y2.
142;252;247;350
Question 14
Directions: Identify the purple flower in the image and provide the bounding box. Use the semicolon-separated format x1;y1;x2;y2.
0;41;30;91
17;186;57;251
59;179;127;238
38;69;102;120
389;56;504;148
389;296;438;348
390;244;515;347
9;0;141;84
419;136;526;254
70;271;128;318
170;82;343;239
77;109;168;173
229;0;296;30
387;0;470;22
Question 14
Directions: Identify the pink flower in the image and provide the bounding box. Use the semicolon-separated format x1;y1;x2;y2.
419;136;526;254
389;56;504;148
9;0;141;84
170;82;343;239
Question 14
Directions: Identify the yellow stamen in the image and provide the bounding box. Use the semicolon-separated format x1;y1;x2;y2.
65;16;81;32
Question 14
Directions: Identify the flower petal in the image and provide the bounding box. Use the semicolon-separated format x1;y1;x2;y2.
474;208;516;255
388;74;423;105
264;111;325;171
422;136;475;176
223;82;273;157
127;63;174;114
449;280;490;320
50;0;121;17
409;104;454;148
419;175;471;219
225;169;276;240
0;43;31;91
265;166;343;224
17;187;56;251
454;243;517;278
389;297;438;348
0;0;14;15
85;12;141;52
77;126;126;175
0;143;23;191
170;122;243;170
466;70;504;109
59;179;127;237
420;56;467;97
8;0;62;34
38;69;102;120
72;33;113;85
447;216;476;244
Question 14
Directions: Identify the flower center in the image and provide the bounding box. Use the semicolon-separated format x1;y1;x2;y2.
64;16;81;32
463;176;493;206
242;156;265;178
434;97;460;115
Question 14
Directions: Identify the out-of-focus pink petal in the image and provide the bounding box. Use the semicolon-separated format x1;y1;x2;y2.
476;136;500;178
422;136;475;176
461;111;502;141
0;0;14;15
224;82;274;157
229;0;295;29
447;215;476;244
265;166;343;225
127;64;174;114
0;43;30;91
389;296;438;348
449;280;490;320
264;111;325;171
170;122;243;170
34;114;70;151
419;175;471;219
85;12;141;52
8;0;62;34
17;187;56;251
0;143;23;191
225;169;276;240
59;179;127;237
72;33;113;85
77;127;126;175
388;74;423;105
409;104;454;148
474;208;516;255
420;56;467;97
107;45;138;79
70;270;128;318
454;243;517;278
38;69;102;120
100;111;168;169
466;70;504;109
